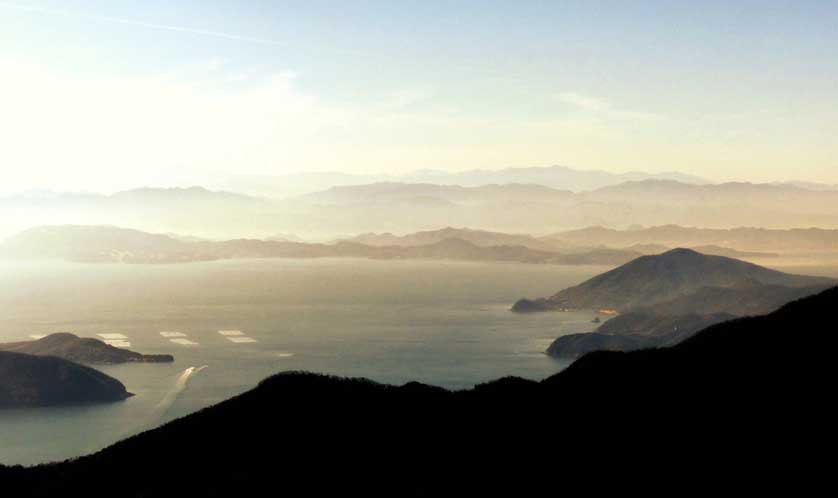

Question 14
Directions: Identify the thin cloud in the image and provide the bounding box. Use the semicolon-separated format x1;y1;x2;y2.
556;92;664;121
0;1;364;56
556;92;611;112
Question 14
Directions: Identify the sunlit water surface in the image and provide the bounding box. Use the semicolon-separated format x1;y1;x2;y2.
0;258;613;465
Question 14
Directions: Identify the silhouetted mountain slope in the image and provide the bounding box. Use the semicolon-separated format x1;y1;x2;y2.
545;332;648;358
0;351;131;408
546;287;838;402
518;249;833;357
513;248;832;312
3;288;834;495
593;311;736;339
0;333;173;364
636;281;832;317
546;312;734;359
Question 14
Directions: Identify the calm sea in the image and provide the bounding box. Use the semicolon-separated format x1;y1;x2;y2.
0;258;608;465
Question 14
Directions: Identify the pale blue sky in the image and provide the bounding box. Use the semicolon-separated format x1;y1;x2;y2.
1;0;837;192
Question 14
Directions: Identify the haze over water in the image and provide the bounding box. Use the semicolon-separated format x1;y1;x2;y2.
0;258;608;465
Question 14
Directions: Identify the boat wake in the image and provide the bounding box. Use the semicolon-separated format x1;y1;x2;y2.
145;365;208;426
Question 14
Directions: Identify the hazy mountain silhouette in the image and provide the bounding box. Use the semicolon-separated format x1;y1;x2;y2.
0;351;131;408
512;248;833;312
402;165;708;190
0;187;271;240
0;333;173;364
550;224;838;252
8;180;838;240
223;171;390;198
224;165;708;198
523;249;834;357
0;225;644;266
2;287;833;495
0;225;193;263
688;245;778;258
771;180;838;191
345;226;565;251
299;182;575;205
348;230;777;259
620;243;776;258
294;180;838;233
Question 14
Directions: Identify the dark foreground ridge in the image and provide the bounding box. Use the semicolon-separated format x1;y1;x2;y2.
2;287;836;495
0;333;174;364
0;351;131;408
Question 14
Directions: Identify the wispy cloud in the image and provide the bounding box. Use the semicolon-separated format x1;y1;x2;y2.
556;92;664;121
556;92;612;112
0;1;289;47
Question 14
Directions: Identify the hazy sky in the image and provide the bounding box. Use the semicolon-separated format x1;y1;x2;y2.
1;0;837;193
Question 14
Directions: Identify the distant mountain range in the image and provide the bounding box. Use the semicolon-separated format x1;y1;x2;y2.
350;230;779;259
402;166;708;191
346;227;571;252
7;179;838;239
0;351;131;408
580;180;838;227
223;165;709;198
3;286;834;494
298;182;575;206
0;224;820;269
550;224;838;252
290;180;838;235
0;333;173;364
0;225;646;266
0;186;271;240
771;181;838;192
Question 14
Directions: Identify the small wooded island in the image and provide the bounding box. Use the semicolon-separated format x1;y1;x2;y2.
0;351;132;408
0;333;174;364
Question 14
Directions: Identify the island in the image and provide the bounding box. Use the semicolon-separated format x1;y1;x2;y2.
515;248;836;357
0;351;132;408
0;333;174;364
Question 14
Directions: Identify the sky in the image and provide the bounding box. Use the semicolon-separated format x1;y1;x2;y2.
1;0;837;193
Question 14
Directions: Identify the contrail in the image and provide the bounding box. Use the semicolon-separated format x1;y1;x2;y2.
0;1;290;47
